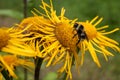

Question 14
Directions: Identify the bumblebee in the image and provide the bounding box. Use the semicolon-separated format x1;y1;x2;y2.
73;23;88;45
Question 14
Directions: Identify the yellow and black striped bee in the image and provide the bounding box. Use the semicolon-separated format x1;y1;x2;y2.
73;23;88;45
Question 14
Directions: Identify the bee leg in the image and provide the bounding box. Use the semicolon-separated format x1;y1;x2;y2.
76;39;80;45
73;33;77;38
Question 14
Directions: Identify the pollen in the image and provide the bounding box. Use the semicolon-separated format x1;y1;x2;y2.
0;28;10;49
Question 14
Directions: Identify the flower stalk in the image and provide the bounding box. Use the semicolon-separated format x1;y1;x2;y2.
23;0;27;18
23;0;28;80
34;57;44;80
1;67;13;80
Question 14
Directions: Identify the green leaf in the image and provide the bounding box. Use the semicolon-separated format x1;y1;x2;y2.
0;9;23;19
43;72;57;80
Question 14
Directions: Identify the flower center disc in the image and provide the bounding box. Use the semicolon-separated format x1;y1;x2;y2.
54;22;77;49
0;29;10;49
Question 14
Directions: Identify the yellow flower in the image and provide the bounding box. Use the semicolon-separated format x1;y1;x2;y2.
0;26;42;57
22;0;119;79
0;27;37;78
77;16;120;67
31;0;80;79
0;55;34;78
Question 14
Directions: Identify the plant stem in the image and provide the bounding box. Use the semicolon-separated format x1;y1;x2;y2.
24;64;28;80
23;0;28;79
63;72;67;80
23;0;27;18
34;57;44;80
1;69;13;80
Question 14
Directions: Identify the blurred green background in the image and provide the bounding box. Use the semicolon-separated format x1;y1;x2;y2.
0;0;120;80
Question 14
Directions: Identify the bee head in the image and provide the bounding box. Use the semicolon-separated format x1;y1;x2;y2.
73;23;84;31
